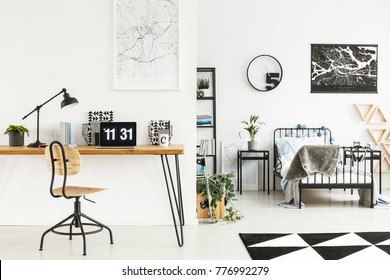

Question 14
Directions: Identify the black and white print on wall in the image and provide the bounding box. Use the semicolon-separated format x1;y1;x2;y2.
82;111;114;145
311;44;378;93
114;0;180;91
88;111;114;122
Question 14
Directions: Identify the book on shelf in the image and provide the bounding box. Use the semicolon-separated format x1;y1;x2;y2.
60;121;72;145
197;114;212;125
198;139;215;156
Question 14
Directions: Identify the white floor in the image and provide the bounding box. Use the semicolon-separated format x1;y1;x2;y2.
1;189;390;260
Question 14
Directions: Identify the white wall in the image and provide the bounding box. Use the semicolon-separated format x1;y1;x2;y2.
198;0;390;188
0;0;198;225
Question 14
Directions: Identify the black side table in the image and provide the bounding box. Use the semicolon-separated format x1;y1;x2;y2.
237;150;270;195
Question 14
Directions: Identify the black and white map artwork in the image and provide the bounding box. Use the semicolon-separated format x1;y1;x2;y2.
115;0;179;90
311;44;378;93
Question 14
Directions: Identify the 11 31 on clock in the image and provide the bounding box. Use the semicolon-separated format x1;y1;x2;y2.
99;122;137;147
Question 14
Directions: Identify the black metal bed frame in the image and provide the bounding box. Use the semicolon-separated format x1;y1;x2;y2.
273;127;375;208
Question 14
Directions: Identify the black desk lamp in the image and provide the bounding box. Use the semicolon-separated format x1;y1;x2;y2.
22;88;79;147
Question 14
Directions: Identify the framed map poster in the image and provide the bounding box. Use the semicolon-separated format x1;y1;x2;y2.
311;44;378;93
221;141;247;174
221;141;259;188
114;0;180;90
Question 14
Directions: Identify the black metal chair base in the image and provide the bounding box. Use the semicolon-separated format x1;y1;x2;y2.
39;197;114;256
51;222;104;236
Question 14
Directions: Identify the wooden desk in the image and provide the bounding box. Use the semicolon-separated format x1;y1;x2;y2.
0;144;185;247
0;144;184;155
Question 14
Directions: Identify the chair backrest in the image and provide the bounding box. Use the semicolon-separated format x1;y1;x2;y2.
45;141;81;198
45;142;81;176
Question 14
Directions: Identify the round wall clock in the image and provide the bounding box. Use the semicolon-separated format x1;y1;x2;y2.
246;54;283;92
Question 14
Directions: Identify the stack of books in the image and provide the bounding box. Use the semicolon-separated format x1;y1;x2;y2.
198;139;215;156
60;121;72;145
197;114;212;126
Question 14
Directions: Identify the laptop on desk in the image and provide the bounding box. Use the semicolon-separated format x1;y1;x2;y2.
97;122;137;149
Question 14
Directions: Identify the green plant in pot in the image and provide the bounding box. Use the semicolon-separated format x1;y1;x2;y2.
196;172;243;223
240;114;265;151
4;124;29;146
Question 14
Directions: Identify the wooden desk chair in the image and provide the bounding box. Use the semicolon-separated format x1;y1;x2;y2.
39;141;113;256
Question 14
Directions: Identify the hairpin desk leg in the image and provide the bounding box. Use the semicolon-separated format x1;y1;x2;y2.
161;154;184;247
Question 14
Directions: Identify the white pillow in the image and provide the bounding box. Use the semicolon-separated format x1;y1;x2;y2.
275;136;324;162
275;137;305;162
304;136;326;145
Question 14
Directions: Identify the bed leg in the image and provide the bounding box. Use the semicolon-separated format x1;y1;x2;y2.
299;187;302;209
273;174;275;191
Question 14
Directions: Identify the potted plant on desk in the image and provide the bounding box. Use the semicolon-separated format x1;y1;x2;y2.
240;114;265;151
4;124;29;146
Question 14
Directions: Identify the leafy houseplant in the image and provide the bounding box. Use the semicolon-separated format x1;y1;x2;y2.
4;124;29;146
241;115;265;150
196;172;243;223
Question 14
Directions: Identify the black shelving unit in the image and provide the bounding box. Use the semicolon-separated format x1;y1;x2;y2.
196;67;216;174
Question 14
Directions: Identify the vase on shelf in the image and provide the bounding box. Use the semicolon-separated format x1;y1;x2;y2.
248;141;258;151
9;132;25;146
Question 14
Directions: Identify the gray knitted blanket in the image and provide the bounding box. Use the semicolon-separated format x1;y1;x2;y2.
285;145;340;182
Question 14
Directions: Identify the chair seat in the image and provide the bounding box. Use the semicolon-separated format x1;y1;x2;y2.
53;186;106;197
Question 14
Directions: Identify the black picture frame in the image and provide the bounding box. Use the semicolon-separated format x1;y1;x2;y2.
311;44;378;93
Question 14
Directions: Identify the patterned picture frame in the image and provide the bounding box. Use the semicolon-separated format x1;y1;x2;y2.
82;111;114;145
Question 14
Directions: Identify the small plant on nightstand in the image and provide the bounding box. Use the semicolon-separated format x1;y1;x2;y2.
241;115;265;151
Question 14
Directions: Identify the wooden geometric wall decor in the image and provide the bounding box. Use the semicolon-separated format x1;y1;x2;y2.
381;143;390;157
385;156;390;172
367;106;388;124
376;155;390;173
381;129;389;143
367;128;388;145
355;103;375;121
355;103;390;173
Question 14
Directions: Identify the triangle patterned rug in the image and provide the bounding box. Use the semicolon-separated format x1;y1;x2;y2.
239;232;390;260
